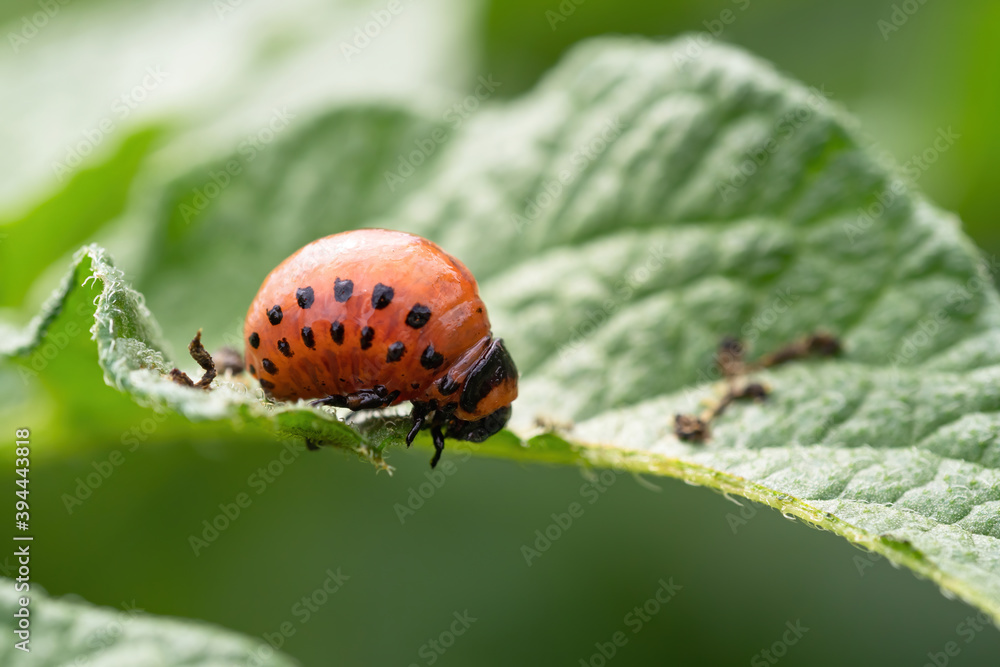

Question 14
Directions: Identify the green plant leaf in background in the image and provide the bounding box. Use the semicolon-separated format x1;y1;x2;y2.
0;580;298;666
4;34;1000;651
0;0;476;312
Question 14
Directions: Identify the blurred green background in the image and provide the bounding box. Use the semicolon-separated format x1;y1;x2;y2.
3;0;1000;665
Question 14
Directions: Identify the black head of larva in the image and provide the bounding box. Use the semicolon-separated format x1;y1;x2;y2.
267;305;283;325
372;283;394;309
448;405;511;443
296;286;314;309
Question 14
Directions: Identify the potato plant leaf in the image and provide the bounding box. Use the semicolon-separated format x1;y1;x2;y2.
4;37;1000;624
0;581;299;666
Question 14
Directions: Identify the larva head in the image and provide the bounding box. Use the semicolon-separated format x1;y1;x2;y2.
447;338;518;442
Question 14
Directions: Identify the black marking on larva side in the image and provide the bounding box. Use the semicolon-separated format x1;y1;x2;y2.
330;321;345;345
438;375;460;396
334;278;353;303
249;364;256;376
360;326;375;350
406;304;432;329
267;305;283;325
372;283;394;309
261;358;278;375
420;344;444;370
459;339;517;413
277;338;293;358
260;378;275;391
249;332;260;349
411;382;420;390
296;286;315;309
386;341;406;363
301;326;315;349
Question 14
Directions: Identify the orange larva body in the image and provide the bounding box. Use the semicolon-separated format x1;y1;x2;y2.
244;230;518;465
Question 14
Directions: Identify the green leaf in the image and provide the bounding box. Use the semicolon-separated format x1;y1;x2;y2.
5;36;1000;625
0;579;298;666
2;245;388;468
0;0;476;308
0;127;164;310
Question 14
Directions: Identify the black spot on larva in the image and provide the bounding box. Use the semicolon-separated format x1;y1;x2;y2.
330;321;345;345
406;304;432;329
301;326;315;349
438;375;460;395
334;278;353;303
372;283;394;309
476;307;482;314
249;364;256;376
411;382;420;390
260;378;275;390
386;341;406;363
261;358;278;375
360;326;375;350
249;332;260;349
420;344;444;370
267;305;283;325
277;338;293;358
296;286;314;309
